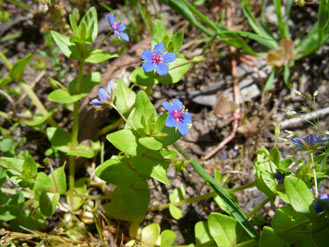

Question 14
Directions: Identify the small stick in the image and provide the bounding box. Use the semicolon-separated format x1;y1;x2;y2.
202;6;241;161
280;106;329;129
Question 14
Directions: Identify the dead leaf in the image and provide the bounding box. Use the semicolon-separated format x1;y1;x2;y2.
214;92;237;116
267;39;295;67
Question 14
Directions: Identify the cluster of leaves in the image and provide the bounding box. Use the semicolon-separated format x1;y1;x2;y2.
1;3;329;247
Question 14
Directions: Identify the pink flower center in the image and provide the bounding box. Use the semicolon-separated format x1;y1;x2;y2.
173;109;184;122
112;23;120;34
152;53;163;65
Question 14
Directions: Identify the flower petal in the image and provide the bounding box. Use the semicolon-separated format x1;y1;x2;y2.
106;82;111;96
142;60;155;72
183;111;192;124
321;136;329;142
119;32;129;42
177;122;189;136
106;13;114;26
172;99;183;110
163;52;176;63
156;63;168;76
141;49;153;61
292;137;304;149
153;43;165;54
98;88;110;101
165;114;177;127
306;134;319;146
118;23;126;31
89;99;105;106
162;101;174;113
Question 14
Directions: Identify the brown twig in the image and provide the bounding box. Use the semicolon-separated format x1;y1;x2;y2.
202;5;241;161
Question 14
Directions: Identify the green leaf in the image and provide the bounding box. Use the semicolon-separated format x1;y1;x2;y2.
50;31;81;60
171;29;184;52
9;54;34;81
263;71;275;93
105;185;150;222
0;76;13;88
259;226;289;247
48;88;83;103
169;187;185;219
138;137;163;150
114;78;136;116
22;110;56;127
67;178;87;210
107;129;145;156
69;11;79;34
190;158;259;241
0;157;24;174
0;138;13;153
78;7;98;43
270;147;281;167
33;172;53;191
195;221;214;246
141;223;160;246
49;166;66;194
284;175;314;214
39;191;60;217
85;49;118;63
22;156;37;179
127;90;157;134
169;204;183;220
46;127;71;150
160;230;176;247
208;213;244;247
152;20;167;48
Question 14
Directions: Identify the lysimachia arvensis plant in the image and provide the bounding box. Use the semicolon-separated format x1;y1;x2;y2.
92;19;199;221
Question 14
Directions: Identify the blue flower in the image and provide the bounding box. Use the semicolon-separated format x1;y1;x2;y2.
106;13;129;42
89;82;111;106
292;134;328;149
162;99;192;136
314;193;329;213
274;171;285;184
141;43;176;76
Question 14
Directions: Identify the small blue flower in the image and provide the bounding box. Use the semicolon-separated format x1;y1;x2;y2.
162;99;192;136
274;171;285;184
89;82;111;106
106;13;129;42
314;193;329;213
141;43;176;76
292;134;328;149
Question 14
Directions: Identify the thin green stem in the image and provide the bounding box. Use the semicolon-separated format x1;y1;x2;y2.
94;31;112;51
149;181;255;211
0;49;12;70
309;152;318;197
20;82;57;127
109;103;136;131
69;61;85;190
235;239;258;247
246;194;275;219
97;118;124;137
182;0;218;31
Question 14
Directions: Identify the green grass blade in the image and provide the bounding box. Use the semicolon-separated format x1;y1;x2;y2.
190;158;260;241
273;0;289;39
240;0;274;40
160;0;214;36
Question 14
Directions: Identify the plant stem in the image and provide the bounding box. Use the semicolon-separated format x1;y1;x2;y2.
20;82;57;127
246;194;275;219
0;49;12;70
235;239;258;247
110;103;136;131
97;118;124;137
149;181;255;211
309;152;318;197
69;61;85;190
